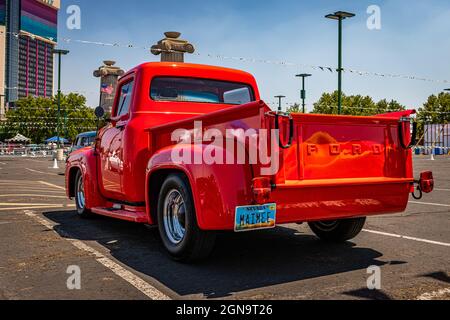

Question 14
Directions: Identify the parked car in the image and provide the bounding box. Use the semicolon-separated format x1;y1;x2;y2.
66;62;434;262
70;131;97;153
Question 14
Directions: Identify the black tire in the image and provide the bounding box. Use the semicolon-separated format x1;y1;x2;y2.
157;174;216;263
74;170;92;218
308;217;366;242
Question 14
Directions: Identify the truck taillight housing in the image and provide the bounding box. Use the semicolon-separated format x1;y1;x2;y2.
252;177;272;204
420;171;434;194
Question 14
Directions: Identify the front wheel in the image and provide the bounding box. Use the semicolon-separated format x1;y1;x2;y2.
74;171;92;218
309;217;366;242
157;174;216;263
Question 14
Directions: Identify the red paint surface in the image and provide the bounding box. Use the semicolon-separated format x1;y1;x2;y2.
66;62;422;230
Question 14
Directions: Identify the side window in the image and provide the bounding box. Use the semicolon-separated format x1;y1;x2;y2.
116;80;134;117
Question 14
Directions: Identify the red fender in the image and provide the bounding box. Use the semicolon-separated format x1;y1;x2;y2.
146;145;254;230
65;148;107;209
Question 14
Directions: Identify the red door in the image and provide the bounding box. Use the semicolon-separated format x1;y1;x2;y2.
98;78;134;200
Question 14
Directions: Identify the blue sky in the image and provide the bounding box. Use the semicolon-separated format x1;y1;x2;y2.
57;0;450;111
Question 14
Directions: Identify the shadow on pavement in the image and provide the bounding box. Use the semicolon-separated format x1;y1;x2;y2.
343;288;392;300
44;209;387;299
422;271;450;284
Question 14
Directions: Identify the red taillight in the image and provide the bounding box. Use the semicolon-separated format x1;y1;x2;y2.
252;177;272;204
420;171;434;194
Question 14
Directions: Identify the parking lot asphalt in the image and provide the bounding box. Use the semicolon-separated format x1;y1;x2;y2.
0;156;448;300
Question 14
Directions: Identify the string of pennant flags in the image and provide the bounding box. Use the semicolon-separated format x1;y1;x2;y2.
5;116;96;120
0;124;97;130
0;30;449;85
0;86;99;95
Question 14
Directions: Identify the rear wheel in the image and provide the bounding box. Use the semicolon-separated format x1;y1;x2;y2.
157;174;216;263
309;217;366;242
74;171;92;218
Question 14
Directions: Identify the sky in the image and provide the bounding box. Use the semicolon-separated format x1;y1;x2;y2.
57;0;450;111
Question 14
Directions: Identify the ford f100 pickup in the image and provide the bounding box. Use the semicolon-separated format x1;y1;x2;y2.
66;62;434;262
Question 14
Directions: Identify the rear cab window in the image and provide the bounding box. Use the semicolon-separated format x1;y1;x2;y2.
150;77;255;105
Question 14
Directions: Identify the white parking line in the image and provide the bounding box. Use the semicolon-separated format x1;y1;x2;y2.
0;194;67;199
363;229;450;247
435;188;450;192
409;201;450;208
26;168;57;176
416;288;450;300
0;202;69;206
38;181;66;191
23;210;171;301
0;205;73;211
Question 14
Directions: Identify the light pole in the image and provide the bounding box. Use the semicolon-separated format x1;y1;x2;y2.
296;74;312;113
275;95;286;112
52;49;70;151
325;11;355;115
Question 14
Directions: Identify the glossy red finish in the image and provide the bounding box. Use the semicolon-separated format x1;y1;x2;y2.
66;62;427;231
419;171;434;194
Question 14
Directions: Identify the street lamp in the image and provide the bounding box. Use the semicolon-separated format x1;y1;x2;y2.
52;49;70;151
274;95;286;112
296;73;312;113
325;11;355;115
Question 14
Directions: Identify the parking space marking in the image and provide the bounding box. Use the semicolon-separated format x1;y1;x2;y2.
38;181;66;191
22;210;171;301
0;188;65;194
416;287;450;300
363;229;450;247
0;194;67;199
26;168;58;176
435;188;450;192
25;159;50;164
0;205;75;211
0;202;69;206
409;201;450;208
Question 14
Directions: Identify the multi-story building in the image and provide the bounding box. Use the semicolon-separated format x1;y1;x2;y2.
0;0;59;117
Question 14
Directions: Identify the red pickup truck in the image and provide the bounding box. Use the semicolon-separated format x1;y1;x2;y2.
66;62;434;262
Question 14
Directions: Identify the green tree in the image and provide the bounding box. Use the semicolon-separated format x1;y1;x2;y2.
416;92;450;143
0;93;97;144
311;91;405;116
287;103;301;113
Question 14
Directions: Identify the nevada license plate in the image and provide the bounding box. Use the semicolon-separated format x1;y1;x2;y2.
234;204;277;232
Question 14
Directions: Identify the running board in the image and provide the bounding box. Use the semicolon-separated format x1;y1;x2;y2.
91;207;149;223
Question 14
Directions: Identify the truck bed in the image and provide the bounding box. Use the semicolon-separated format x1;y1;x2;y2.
147;100;415;227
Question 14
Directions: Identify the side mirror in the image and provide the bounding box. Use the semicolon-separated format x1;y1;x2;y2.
95;106;105;119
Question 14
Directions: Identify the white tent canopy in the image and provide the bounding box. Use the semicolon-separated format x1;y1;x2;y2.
5;134;31;144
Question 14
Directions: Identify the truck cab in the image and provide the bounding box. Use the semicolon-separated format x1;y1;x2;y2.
66;62;433;262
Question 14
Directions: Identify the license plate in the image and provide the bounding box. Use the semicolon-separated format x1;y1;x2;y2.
234;204;277;232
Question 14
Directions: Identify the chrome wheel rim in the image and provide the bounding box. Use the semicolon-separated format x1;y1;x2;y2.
76;177;85;209
314;220;339;232
163;189;186;245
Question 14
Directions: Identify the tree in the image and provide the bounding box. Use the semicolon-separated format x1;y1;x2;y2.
287;103;301;113
416;92;450;144
0;93;97;144
311;91;405;116
417;93;450;125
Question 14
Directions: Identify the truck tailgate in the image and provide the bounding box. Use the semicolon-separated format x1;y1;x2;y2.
272;113;413;182
268;112;414;222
